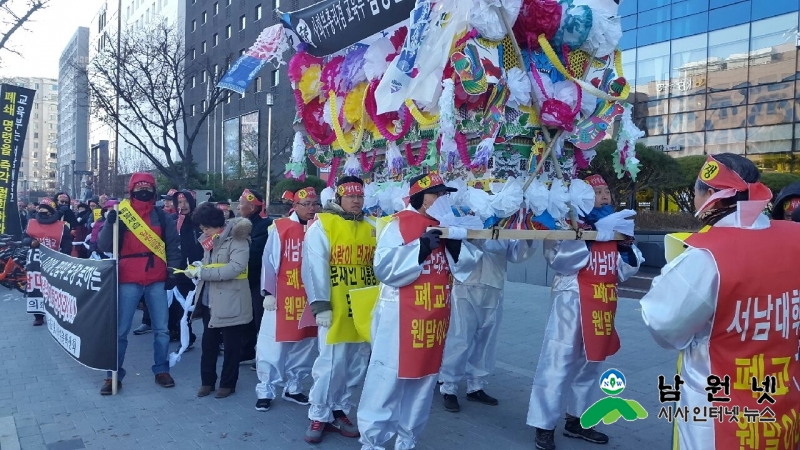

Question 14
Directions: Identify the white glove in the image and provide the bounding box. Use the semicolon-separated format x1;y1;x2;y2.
185;264;202;279
263;294;277;311
315;310;332;328
594;210;636;242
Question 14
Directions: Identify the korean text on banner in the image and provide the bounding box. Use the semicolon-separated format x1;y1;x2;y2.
37;246;118;371
25;248;44;314
280;0;416;57
0;84;34;237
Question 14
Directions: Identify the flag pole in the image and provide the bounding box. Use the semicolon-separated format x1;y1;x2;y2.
111;204;120;395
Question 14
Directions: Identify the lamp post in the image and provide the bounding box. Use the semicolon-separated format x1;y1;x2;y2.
265;92;274;210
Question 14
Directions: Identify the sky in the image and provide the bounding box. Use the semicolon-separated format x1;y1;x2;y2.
0;0;106;79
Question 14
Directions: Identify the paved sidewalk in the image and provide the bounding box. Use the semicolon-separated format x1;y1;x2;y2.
0;281;675;450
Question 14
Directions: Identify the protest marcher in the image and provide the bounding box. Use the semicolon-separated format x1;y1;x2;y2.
357;173;482;450
89;200;117;257
19;200;28;230
216;201;235;220
98;173;181;395
23;198;71;326
641;154;799;450
255;187;320;412
527;174;643;450
54;192;78;229
438;237;538;411
237;189;273;365
71;203;92;258
186;203;253;399
770;181;800;220
302;176;375;443
162;189;177;215
168;190;202;346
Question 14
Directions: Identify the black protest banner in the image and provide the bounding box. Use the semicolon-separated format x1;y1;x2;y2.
38;246;118;371
0;84;34;238
280;0;414;56
25;248;44;314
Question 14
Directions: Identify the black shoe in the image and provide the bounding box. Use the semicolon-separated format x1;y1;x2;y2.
155;372;175;388
100;379;122;395
535;428;556;450
443;394;460;412
283;392;310;405
563;417;608;444
467;390;498;406
255;398;271;411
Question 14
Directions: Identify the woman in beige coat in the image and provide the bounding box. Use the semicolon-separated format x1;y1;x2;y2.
186;202;253;398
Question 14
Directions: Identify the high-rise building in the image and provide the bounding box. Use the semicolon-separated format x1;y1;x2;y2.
57;27;91;200
620;0;800;172
4;77;59;202
184;0;317;188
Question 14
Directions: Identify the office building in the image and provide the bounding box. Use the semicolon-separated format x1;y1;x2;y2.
57;27;91;199
620;0;800;172
184;0;316;184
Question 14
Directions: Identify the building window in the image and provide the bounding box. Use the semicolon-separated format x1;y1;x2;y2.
255;77;262;91
274;0;280;9
190;76;196;88
239;15;246;30
271;69;279;87
255;4;262;21
213;33;219;46
34;144;38;150
239;48;245;56
191;104;195;116
201;71;207;83
202;11;207;24
201;41;207;54
191;48;196;60
213;2;218;15
226;24;231;38
226;0;231;6
214;64;219;77
201;100;207;110
192;19;196;32
33;132;38;138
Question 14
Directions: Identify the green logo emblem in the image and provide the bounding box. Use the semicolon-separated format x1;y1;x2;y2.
580;369;649;429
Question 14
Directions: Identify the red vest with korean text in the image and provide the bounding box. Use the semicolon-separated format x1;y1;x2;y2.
396;210;451;379
274;218;317;342
576;241;620;362
685;222;800;450
26;219;64;251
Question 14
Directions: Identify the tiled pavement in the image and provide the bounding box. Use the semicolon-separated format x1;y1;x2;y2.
0;281;676;450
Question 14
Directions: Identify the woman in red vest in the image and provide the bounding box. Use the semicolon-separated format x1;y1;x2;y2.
357;173;482;450
641;153;800;450
23;198;71;326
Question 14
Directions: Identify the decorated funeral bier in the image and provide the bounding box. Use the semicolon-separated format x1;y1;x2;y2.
218;0;643;239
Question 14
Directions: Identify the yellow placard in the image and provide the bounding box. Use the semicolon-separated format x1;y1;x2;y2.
93;208;102;221
117;199;167;262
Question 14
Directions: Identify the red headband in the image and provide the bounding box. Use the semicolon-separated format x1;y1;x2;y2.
409;173;446;197
336;182;363;197
785;198;800;212
40;198;56;208
241;189;263;206
294;187;318;203
217;204;230;211
166;189;177;196
696;155;772;213
585;174;607;188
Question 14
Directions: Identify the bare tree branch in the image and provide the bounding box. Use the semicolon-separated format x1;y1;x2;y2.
81;21;226;187
0;0;48;55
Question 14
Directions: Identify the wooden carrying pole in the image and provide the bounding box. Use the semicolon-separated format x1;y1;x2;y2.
111;205;120;395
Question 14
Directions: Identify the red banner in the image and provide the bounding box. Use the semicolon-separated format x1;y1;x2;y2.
576;241;620;362
275;219;317;342
686;224;800;450
396;210;451;379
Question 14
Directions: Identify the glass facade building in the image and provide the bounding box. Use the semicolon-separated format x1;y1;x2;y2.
620;0;800;172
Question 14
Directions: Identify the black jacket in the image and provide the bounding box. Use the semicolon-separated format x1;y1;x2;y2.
247;213;272;291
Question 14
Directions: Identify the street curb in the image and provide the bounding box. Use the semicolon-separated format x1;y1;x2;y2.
0;415;20;450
